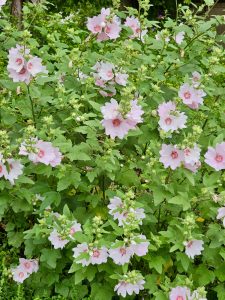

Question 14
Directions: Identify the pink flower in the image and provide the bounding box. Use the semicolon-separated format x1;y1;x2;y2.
109;245;133;265
184;239;204;259
115;73;129;86
98;62;115;81
7;45;47;84
0;0;6;9
114;279;145;298
130;235;149;256
69;221;82;237
4;159;24;185
169;286;191;300
174;31;185;45
19;258;39;274
27;57;47;76
48;229;69;249
191;71;201;87
158;101;187;132
184;161;201;173
8;65;31;84
101;99;131;139
87;9;121;41
126;100;144;129
72;243;91;266
178;83;206;109
19;139;62;167
183;144;201;165
204;142;225;171
0;160;7;179
124;16;147;41
107;196;145;226
11;266;29;283
159;144;184;170
217;207;225;227
90;247;108;264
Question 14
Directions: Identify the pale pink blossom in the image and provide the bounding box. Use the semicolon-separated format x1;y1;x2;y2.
158;101;187;132
69;221;82;237
159;144;184;170
98;62;115;81
101;99;131;139
7;45;47;84
169;286;191;300
87;9;121;41
107;196;145;226
126;100;144;129
184;239;204;259
183;144;201;165
108;245;133;265
90;247;108;264
191;71;201;87
27;57;47;76
130;235;149;256
184;161;201;173
48;229;69;249
11;266;29;283
217;207;225;227
124;16;147;41
0;161;7;178
4;159;24;185
204;142;225;171
8;65;31;84
72;243;91;266
0;0;7;9
115;73;129;86
178;83;205;109
19;258;39;274
19;139;62;167
114;279;145;298
174;31;185;45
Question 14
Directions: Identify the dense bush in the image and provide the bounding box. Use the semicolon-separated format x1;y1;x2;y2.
0;0;225;299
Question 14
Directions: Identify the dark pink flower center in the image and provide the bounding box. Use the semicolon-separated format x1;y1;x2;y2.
24;262;31;269
165;117;172;125
176;297;184;300
187;241;193;248
215;154;223;163
107;70;113;78
38;149;45;158
0;166;2;173
27;62;33;70
112;119;121;127
184;91;191;99
171;151;178;159
94;25;102;32
184;148;191;156
93;249;100;258
16;58;23;65
136;28;141;33
120;248;127;256
19;67;27;75
19;272;24;278
105;26;111;34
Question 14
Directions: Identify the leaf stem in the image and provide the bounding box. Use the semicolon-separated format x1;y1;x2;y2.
27;85;36;126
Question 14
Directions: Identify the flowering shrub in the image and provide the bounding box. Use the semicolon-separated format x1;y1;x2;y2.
0;0;225;299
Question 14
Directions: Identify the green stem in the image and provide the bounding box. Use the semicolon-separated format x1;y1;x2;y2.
27;85;36;126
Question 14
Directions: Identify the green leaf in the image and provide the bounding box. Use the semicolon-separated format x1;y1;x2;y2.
149;256;165;273
40;248;62;269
